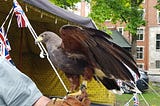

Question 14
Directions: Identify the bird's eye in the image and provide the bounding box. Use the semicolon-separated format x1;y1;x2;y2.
43;33;48;37
41;34;45;37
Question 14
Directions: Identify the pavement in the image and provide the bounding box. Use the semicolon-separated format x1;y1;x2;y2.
148;75;160;83
146;70;160;83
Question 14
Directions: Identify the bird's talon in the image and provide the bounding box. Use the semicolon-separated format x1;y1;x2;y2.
80;84;87;91
68;90;82;96
66;91;71;96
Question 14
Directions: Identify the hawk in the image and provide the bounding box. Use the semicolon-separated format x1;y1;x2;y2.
35;25;140;93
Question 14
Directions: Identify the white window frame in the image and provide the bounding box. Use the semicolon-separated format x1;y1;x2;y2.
136;46;144;60
105;19;111;22
142;0;145;3
142;9;145;20
137;27;145;41
138;9;145;20
157;10;160;24
117;27;124;35
107;26;114;29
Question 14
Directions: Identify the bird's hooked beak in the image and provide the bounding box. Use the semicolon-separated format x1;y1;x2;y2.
35;36;43;44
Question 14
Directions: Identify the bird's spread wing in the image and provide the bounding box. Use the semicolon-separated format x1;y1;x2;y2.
59;25;140;82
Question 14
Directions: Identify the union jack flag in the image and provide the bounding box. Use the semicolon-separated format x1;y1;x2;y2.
117;79;123;87
133;93;139;106
0;27;13;64
13;0;28;28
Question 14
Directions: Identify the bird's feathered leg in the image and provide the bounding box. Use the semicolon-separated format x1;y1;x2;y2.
80;66;94;92
68;67;93;96
66;74;80;92
65;75;84;97
81;80;87;90
68;81;87;96
67;68;92;106
67;80;90;105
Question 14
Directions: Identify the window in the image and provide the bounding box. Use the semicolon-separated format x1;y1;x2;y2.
142;9;145;20
105;19;111;22
138;9;145;20
137;63;144;69
137;28;144;41
156;34;160;49
117;27;124;35
107;26;114;29
142;0;145;3
156;60;160;68
157;10;160;24
136;46;144;60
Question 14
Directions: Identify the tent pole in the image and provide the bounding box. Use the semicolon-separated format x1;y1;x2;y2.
18;28;24;70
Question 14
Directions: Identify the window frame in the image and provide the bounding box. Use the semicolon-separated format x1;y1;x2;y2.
105;19;111;22
117;27;124;35
138;9;145;20
136;46;144;60
157;10;160;24
142;9;145;20
137;27;145;41
156;34;160;50
137;63;144;69
156;60;160;69
142;0;145;3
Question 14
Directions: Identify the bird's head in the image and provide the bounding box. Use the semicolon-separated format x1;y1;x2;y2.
35;31;52;44
35;31;62;47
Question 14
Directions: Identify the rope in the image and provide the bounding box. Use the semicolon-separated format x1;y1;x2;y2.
5;8;14;38
141;78;160;97
0;7;14;37
124;95;134;106
124;83;139;106
124;82;151;106
1;7;14;28
139;93;150;106
22;10;69;93
46;55;69;94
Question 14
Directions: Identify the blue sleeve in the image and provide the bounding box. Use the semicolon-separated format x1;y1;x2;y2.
0;57;43;106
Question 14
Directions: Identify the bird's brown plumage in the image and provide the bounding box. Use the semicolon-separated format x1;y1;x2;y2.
36;25;140;92
59;25;139;80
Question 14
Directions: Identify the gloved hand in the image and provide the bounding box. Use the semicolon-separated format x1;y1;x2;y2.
46;91;91;106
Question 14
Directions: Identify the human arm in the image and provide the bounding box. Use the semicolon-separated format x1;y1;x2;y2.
0;57;50;106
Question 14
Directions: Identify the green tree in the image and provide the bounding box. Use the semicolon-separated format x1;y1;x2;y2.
155;0;160;10
89;0;145;59
49;0;90;9
50;0;80;9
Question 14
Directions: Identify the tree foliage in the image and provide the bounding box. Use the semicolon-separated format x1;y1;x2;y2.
50;0;80;9
89;0;145;35
50;0;90;9
89;0;145;59
155;0;160;10
50;0;145;35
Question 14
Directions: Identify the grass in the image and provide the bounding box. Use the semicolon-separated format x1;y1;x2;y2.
115;82;160;106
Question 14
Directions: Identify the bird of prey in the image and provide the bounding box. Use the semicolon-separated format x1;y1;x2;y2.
35;25;140;93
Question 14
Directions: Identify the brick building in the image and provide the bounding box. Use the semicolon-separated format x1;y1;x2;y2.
74;0;160;74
